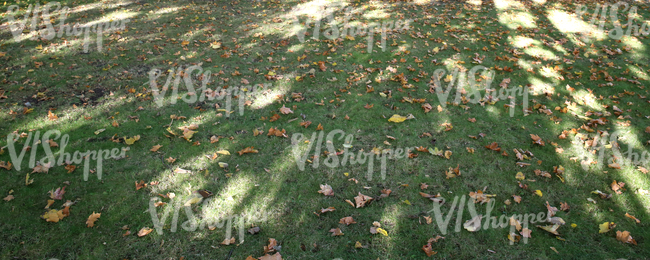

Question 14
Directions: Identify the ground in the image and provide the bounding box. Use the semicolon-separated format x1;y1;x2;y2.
0;0;649;259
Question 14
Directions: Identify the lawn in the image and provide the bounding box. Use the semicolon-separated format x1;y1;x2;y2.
0;0;649;259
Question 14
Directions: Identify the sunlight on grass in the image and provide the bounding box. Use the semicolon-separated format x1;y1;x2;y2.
546;9;607;41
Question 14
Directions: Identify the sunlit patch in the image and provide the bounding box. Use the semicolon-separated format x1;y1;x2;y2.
627;65;650;81
493;0;525;10
510;36;538;48
249;83;291;110
154;6;181;15
524;46;559;61
546;9;607;40
498;10;537;29
571;89;602;111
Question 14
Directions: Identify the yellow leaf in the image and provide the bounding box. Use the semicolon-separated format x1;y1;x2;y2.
354;241;363;248
599;222;615;233
125;135;140;145
216;150;231;155
184;197;202;206
388;114;407;123
515;172;525;180
376;228;388;236
534;190;543;197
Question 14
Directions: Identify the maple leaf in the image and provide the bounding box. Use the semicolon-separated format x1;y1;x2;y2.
299;121;312;128
64;164;76;173
259;252;283;260
530;134;545;146
86;212;101;227
315;207;335;216
237;146;259;156
329;228;343;236
49;187;66;200
32;163;51;173
264;238;278;253
599;222;616;233
3;195;14;201
463;215;483;232
135;180;147;190
611;180;625;194
339;216;357;225
279;105;293;114
221;237;235;245
546;201;559;217
0;161;12;170
616;230;637;245
150;145;162;152
318;184;334;196
422;103;432;113
537;224;560;235
137;227;153;237
47;110;58;120
354;192;373;208
41;209;65;222
422;242;437;257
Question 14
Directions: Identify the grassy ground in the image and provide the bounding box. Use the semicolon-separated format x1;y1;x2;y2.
1;0;649;259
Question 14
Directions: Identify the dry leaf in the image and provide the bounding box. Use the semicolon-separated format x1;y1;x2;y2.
86;212;101;227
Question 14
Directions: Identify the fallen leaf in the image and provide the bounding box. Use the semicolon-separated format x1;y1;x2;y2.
625;213;640;223
138;227;153;237
616;230;637;245
388;114;407;123
329;228;344;236
599;222;615;233
339;216;356;225
86;212;101;227
318;184;334;196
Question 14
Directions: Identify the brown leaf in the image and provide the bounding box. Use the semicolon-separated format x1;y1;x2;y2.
616;230;637;245
259;252;283;260
329;228;344;236
339;216;357;225
86;212;101;227
135;180;147;190
318;184;334;196
354;192;373;208
422;243;437;257
137;227;153;237
220;237;235;245
625;213;640;223
237;146;259;156
279;105;293;114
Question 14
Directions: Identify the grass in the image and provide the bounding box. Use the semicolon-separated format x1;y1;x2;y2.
0;0;649;259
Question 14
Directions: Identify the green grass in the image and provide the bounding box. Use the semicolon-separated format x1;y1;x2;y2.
1;0;649;259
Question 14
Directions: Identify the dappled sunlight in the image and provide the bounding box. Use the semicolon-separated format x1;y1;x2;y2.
546;9;607;41
493;0;525;10
523;46;559;61
571;89;603;112
249;81;292;110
